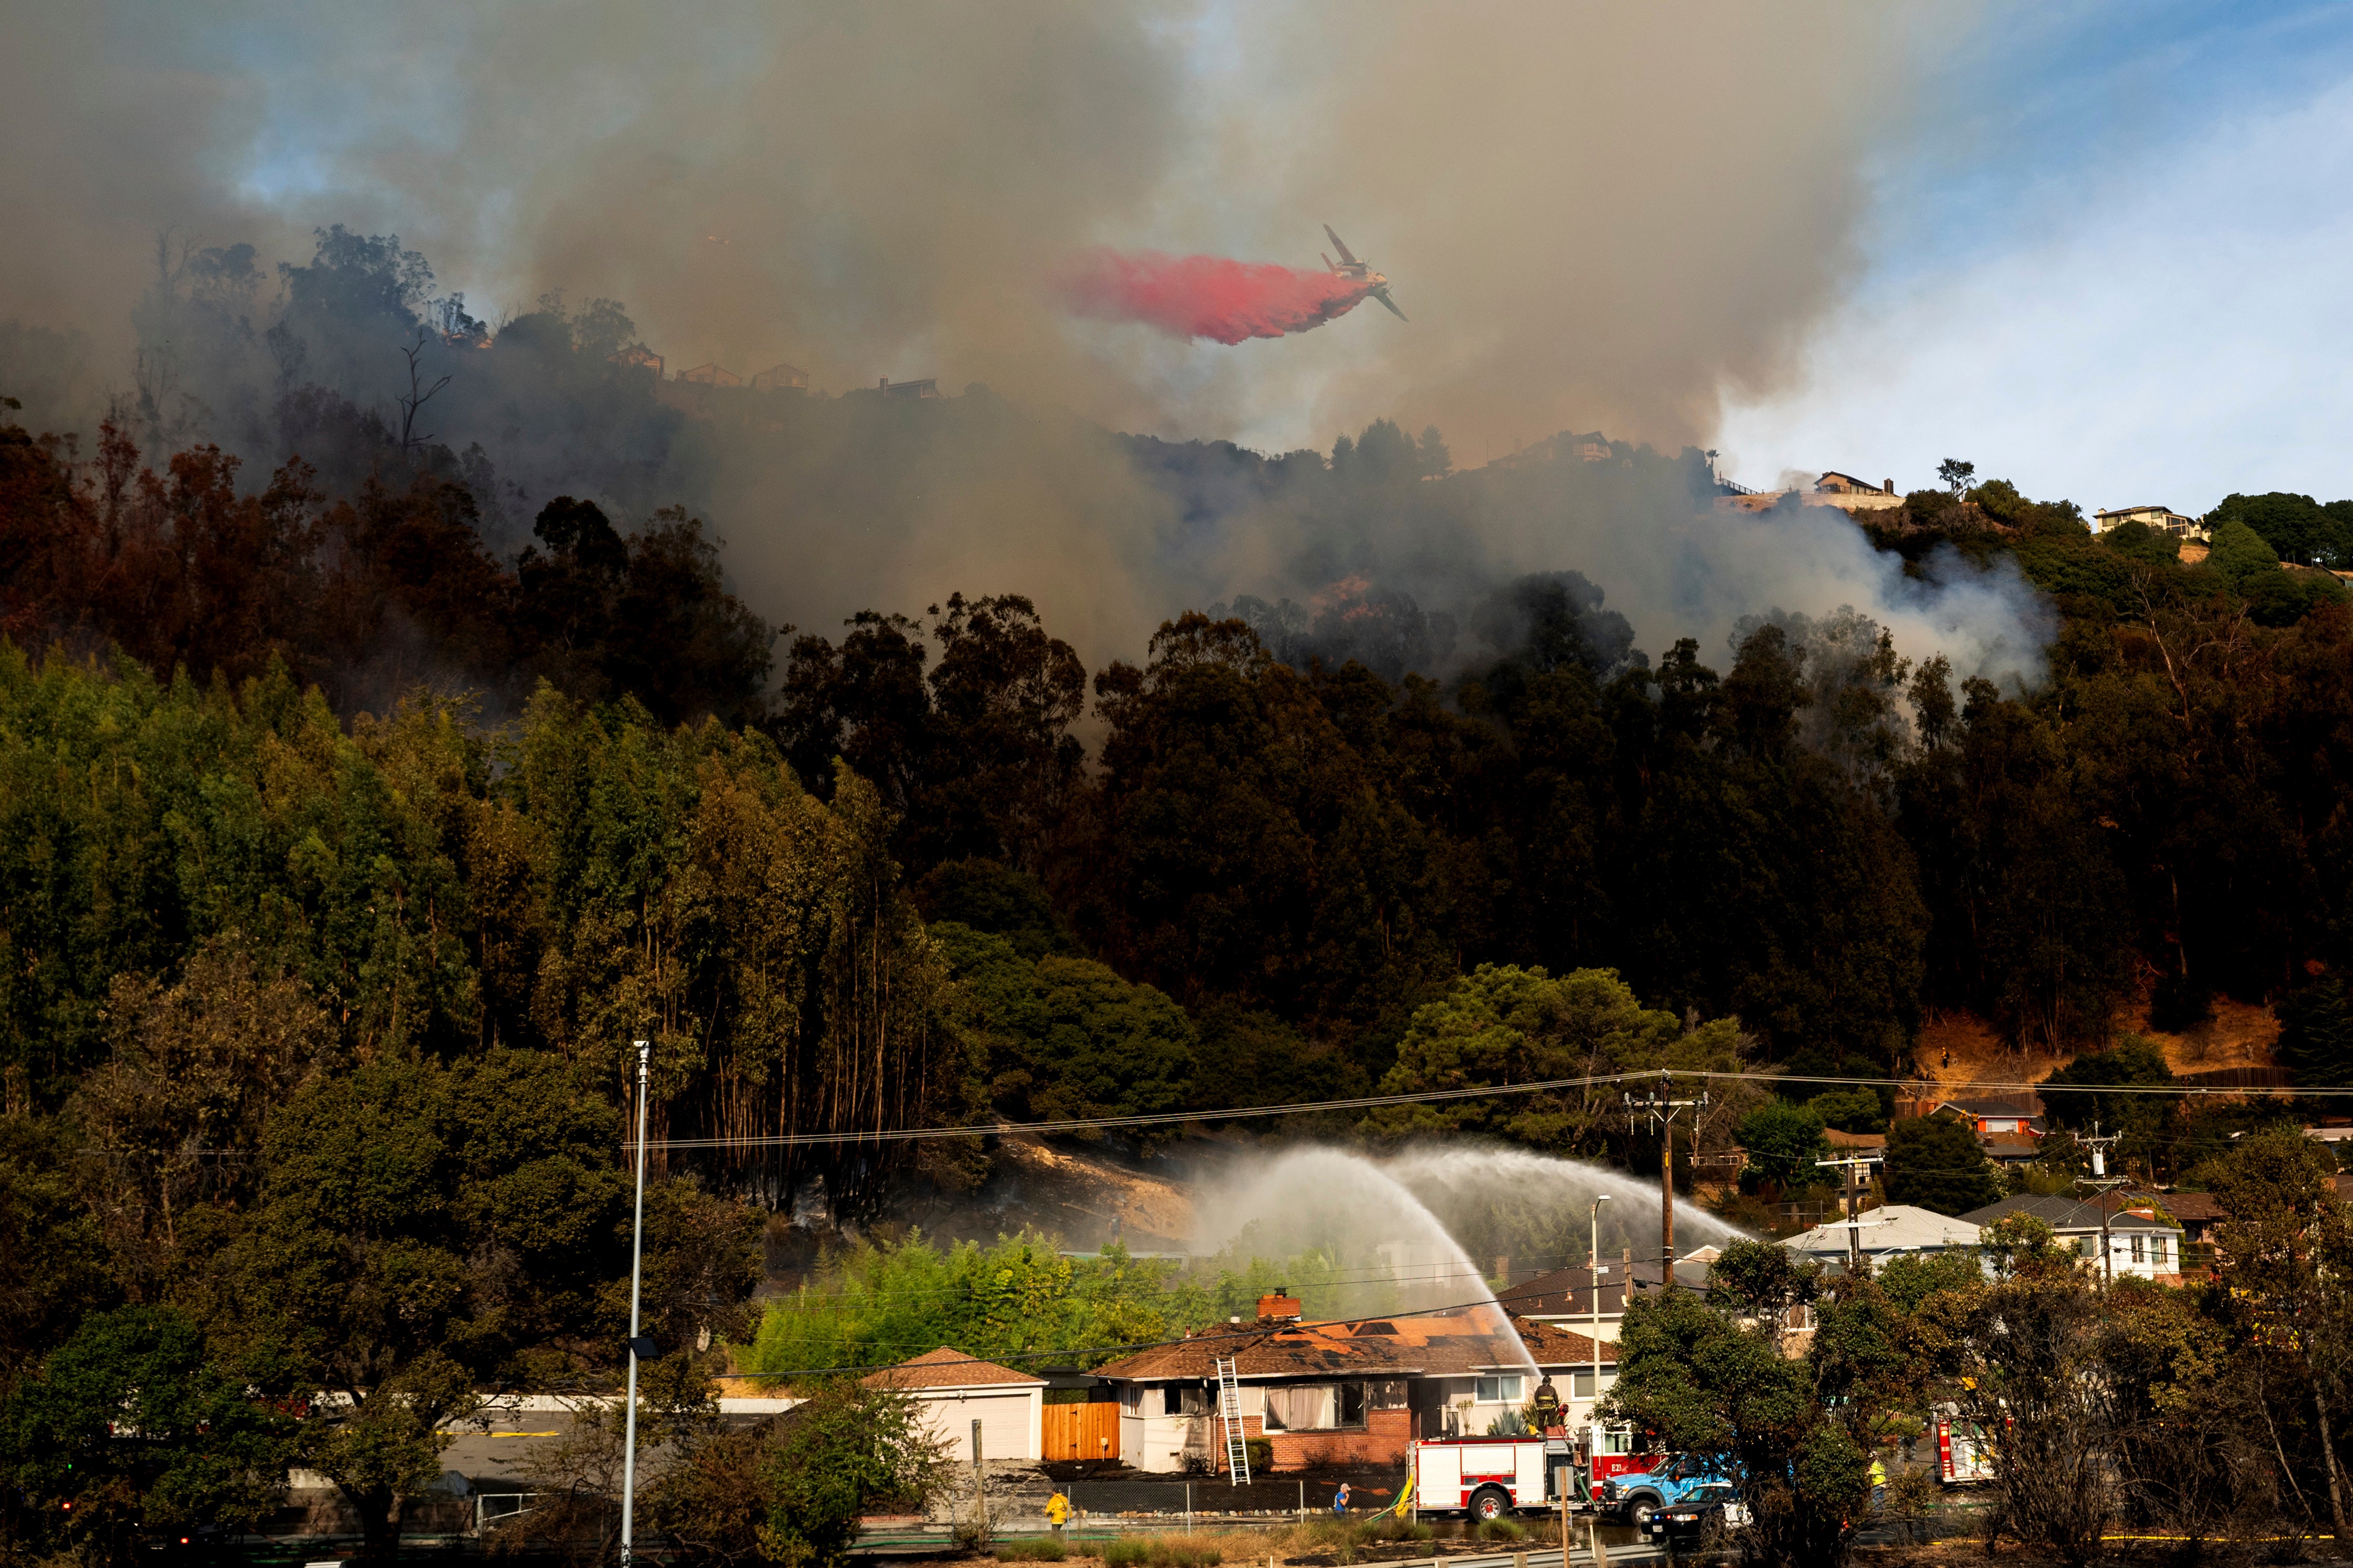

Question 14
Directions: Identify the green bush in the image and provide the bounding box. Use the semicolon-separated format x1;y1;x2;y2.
999;1542;1070;1562
1475;1517;1528;1541
1244;1435;1273;1473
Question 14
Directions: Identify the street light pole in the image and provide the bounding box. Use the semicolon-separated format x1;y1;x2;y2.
1588;1192;1612;1496
621;1040;651;1567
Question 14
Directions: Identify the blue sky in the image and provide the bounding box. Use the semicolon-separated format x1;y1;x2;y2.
1716;3;2353;515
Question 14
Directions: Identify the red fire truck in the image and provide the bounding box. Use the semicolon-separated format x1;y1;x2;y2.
1408;1437;1663;1519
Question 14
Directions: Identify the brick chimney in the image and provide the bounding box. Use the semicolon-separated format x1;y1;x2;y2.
1257;1291;1302;1323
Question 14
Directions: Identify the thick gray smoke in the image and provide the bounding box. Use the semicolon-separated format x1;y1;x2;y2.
0;3;2047;690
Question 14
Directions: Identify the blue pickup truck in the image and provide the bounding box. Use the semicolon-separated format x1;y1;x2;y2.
1600;1454;1733;1527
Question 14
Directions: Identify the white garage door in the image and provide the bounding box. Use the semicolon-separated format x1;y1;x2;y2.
923;1390;1035;1462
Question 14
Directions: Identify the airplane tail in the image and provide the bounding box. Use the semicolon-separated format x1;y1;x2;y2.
1322;253;1336;273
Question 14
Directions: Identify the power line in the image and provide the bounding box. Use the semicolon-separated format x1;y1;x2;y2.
632;1068;2335;1152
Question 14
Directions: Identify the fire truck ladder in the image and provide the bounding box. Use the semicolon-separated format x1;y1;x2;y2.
1214;1357;1250;1485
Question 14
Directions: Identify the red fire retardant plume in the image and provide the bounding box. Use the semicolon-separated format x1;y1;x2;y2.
1053;248;1373;344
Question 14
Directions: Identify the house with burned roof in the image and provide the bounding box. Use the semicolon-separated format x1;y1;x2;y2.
1089;1294;1619;1474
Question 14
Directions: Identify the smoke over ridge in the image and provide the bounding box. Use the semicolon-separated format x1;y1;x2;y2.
0;4;2048;693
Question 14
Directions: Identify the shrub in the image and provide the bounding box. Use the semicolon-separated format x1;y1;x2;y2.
999;1542;1070;1562
1100;1538;1223;1568
1475;1517;1528;1541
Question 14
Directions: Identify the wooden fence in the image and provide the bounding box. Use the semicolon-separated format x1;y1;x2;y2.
1041;1402;1121;1462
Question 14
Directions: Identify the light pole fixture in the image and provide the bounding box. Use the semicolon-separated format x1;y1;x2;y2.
621;1040;652;1566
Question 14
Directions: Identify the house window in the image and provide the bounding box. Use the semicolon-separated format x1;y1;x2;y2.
2152;1235;2170;1266
1368;1380;1409;1410
2131;1235;2146;1264
2079;1236;2097;1259
1162;1385;1210;1416
1571;1371;1597;1399
1475;1375;1525;1404
1262;1384;1368;1431
1120;1386;1144;1413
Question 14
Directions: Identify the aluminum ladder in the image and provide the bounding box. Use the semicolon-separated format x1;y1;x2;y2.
1213;1356;1250;1485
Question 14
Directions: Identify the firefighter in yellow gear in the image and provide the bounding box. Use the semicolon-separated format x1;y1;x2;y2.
1046;1490;1071;1541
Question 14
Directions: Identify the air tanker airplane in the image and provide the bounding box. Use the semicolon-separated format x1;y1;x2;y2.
1322;225;1407;321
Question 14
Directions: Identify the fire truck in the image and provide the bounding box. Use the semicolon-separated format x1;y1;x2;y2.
1935;1416;1994;1486
1409;1436;1663;1520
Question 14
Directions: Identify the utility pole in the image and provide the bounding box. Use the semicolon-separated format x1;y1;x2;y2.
620;1041;652;1568
972;1418;989;1542
1814;1153;1885;1274
2075;1120;2128;1287
1627;1076;1707;1284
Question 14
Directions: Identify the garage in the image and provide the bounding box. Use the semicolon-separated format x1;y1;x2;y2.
864;1347;1046;1463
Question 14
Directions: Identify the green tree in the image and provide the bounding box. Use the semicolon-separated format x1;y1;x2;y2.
2206;491;2352;570
651;1382;943;1568
2039;1037;2178;1175
1807;1087;1887;1134
1736;1100;1829;1190
229;1047;750;1559
1028;955;1196;1127
2207;517;2280;590
1;1305;297;1563
931;923;1194;1127
1883;1113;1999;1215
1940;1222;2114;1564
1607;1240;1912;1567
914;860;1074;960
2207;1125;2353;1542
2278;978;2353;1087
67;938;335;1299
0;1115;113;1388
1937;458;1975;495
1375;964;1747;1157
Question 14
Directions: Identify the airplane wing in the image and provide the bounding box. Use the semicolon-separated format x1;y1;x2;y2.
1373;287;1408;322
1324;225;1359;267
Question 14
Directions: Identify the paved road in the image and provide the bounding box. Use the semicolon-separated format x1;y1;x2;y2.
435;1407;584;1485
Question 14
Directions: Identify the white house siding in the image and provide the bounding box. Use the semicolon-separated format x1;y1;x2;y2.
1424;1370;1617;1440
2070;1230;2182;1281
1118;1385;1267;1473
916;1386;1043;1463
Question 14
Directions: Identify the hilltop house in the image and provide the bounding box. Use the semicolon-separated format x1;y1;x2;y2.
1088;1295;1622;1474
2093;504;2205;541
